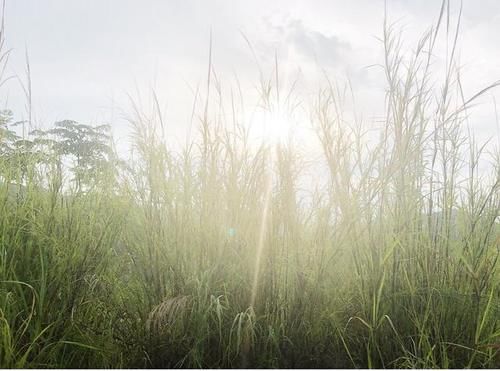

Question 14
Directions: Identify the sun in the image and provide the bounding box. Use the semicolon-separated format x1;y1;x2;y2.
251;108;291;145
266;110;290;144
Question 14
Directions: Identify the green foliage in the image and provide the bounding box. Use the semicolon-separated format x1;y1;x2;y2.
0;110;17;149
0;1;499;368
32;120;115;191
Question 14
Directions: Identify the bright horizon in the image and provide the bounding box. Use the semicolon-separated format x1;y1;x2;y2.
3;0;500;151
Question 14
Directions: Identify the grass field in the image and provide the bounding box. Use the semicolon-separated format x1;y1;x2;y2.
0;1;499;368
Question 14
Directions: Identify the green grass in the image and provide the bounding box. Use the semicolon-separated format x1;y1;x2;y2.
0;1;499;368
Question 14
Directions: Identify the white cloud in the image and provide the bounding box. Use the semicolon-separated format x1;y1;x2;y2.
1;0;499;146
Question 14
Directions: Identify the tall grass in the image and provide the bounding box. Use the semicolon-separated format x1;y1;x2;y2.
1;1;499;368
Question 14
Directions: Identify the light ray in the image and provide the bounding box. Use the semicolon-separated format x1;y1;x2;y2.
249;165;273;309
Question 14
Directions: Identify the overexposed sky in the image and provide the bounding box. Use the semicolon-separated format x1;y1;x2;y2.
3;0;500;149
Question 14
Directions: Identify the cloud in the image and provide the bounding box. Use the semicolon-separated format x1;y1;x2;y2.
257;16;352;69
285;19;351;67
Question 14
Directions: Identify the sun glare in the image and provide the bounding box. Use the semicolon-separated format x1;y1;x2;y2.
267;110;290;144
252;108;291;145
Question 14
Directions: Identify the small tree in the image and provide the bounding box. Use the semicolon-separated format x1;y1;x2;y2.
0;110;30;182
0;110;17;154
34;120;116;192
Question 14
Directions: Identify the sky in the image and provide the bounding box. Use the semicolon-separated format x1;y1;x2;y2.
2;0;500;151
